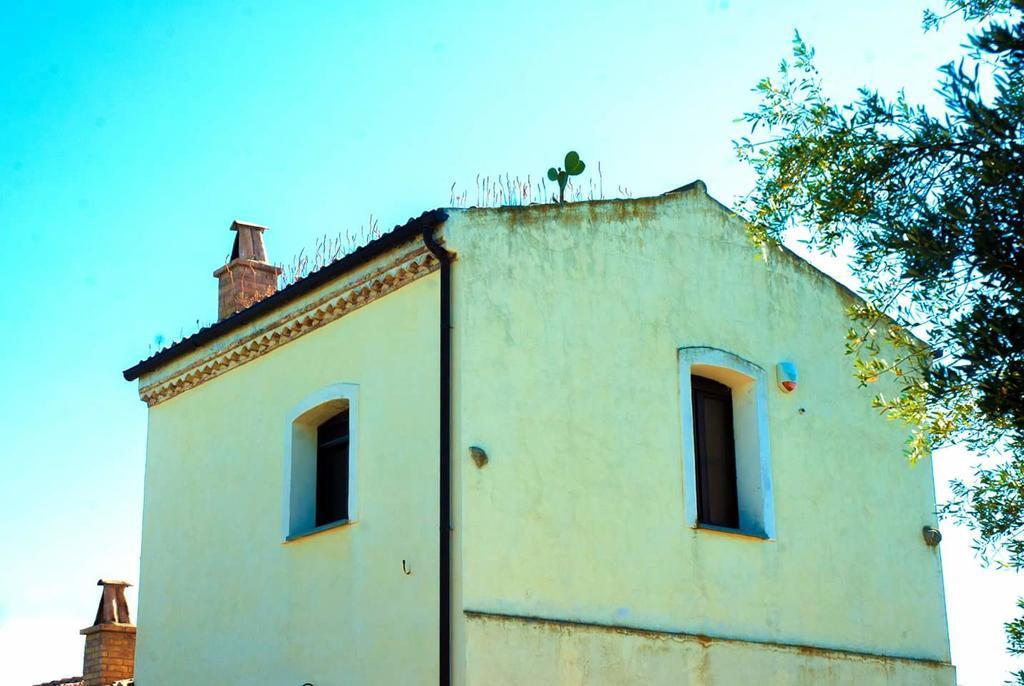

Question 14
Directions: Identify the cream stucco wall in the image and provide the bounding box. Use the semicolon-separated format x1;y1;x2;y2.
133;186;954;684
135;272;440;685
444;187;953;684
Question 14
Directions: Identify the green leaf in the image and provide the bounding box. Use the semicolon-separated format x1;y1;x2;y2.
547;167;558;182
565;150;585;175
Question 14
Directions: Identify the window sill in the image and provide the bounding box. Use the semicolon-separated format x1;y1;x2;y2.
694;523;771;541
284;518;355;543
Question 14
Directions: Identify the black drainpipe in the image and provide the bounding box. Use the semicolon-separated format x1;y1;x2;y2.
422;221;453;686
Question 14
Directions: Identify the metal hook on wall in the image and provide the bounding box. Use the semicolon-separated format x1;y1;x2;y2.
402;559;412;575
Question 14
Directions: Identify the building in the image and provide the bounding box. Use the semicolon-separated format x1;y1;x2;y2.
33;580;136;686
123;182;955;684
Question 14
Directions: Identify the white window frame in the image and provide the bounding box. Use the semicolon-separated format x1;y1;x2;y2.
282;383;359;540
678;347;775;540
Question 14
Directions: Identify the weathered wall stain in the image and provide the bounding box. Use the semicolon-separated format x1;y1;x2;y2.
465;611;954;685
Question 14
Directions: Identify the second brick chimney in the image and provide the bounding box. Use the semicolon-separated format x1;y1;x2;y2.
80;580;136;686
213;220;283;320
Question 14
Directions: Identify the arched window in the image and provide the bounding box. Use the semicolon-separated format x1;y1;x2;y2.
283;384;359;540
679;348;775;539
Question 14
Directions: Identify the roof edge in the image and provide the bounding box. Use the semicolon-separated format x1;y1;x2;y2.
123;208;448;382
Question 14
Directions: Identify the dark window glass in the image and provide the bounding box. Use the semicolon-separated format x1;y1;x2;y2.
691;376;739;529
315;409;349;526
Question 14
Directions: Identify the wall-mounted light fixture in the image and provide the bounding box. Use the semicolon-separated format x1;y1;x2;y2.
776;361;798;393
469;446;489;468
922;526;942;547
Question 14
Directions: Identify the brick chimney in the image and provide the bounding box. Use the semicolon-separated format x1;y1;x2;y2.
212;220;283;320
80;580;135;686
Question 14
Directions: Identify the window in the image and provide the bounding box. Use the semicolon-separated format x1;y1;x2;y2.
691;375;739;529
679;348;775;539
315;410;350;526
284;384;359;540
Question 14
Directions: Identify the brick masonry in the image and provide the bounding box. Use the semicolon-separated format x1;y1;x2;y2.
214;259;282;320
80;623;135;686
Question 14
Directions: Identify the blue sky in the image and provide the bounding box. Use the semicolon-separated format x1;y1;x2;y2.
0;1;1020;683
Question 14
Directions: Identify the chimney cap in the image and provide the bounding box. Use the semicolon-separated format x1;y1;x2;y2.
89;579;133;626
230;219;268;232
227;219;272;263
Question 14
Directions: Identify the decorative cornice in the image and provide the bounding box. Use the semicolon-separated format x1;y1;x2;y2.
139;247;440;406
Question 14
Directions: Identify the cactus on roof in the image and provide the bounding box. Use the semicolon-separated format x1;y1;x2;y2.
547;150;586;204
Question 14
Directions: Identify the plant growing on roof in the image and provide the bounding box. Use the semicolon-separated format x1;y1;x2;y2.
547;151;586;204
